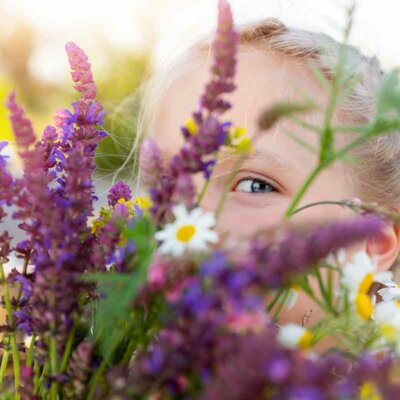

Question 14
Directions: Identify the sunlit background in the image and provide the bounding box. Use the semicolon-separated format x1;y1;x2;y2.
0;0;399;187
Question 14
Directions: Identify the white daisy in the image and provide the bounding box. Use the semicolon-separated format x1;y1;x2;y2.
373;300;400;353
341;250;392;294
277;323;313;350
154;204;218;257
341;250;392;320
377;280;400;302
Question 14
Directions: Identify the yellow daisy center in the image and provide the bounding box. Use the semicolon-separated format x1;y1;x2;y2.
359;381;381;400
358;273;373;294
298;330;313;349
291;283;301;291
176;224;196;243
380;323;397;342
355;293;373;320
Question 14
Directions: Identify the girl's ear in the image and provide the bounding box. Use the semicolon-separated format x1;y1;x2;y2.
365;223;400;272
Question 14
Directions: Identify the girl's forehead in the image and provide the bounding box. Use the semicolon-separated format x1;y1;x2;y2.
153;48;329;148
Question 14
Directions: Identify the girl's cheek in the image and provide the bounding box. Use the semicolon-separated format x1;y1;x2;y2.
210;196;289;240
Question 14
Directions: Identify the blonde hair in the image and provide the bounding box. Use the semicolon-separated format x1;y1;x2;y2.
125;17;399;217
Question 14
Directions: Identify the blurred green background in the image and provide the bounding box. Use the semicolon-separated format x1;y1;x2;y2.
0;15;150;179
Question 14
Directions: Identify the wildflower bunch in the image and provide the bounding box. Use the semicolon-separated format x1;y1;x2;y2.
1;0;400;399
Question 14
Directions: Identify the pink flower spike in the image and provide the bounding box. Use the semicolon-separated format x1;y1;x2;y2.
65;42;97;100
5;92;36;149
213;0;238;80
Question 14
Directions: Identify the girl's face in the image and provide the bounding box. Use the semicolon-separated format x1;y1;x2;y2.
151;48;355;235
149;48;358;327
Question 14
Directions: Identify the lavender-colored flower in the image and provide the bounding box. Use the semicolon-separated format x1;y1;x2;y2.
65;341;94;398
139;138;164;189
174;172;196;209
246;215;385;287
107;181;132;207
5;43;107;343
201;0;238;113
65;42;97;100
5;92;36;150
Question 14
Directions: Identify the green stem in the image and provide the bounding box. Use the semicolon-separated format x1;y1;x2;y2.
289;200;348;216
302;283;338;317
197;178;211;206
60;329;75;373
33;361;40;395
315;269;331;308
0;264;20;395
49;337;58;399
26;335;36;368
272;288;290;321
284;164;323;218
267;288;285;312
0;349;10;384
37;363;49;397
284;6;356;221
86;358;108;400
197;152;218;206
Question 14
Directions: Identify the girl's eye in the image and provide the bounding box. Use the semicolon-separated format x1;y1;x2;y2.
233;176;277;194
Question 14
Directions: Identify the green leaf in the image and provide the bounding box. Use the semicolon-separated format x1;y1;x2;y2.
122;215;156;273
85;215;156;358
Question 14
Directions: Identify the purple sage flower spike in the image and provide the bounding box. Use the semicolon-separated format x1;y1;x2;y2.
5;92;36;150
65;42;97;100
200;0;239;113
139;138;164;189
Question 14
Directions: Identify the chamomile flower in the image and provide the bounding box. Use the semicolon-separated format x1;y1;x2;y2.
341;250;393;320
277;323;313;350
154;204;218;257
377;280;400;302
373;300;400;353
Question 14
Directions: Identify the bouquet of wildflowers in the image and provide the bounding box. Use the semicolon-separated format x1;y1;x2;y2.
2;1;400;399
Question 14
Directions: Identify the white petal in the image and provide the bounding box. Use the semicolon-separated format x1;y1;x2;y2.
172;204;189;220
374;271;393;284
196;212;216;229
277;324;306;349
188;207;203;221
380;279;398;288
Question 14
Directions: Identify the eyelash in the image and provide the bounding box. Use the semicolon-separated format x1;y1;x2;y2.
232;175;279;194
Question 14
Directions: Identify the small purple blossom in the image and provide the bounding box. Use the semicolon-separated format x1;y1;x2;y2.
107;181;132;207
